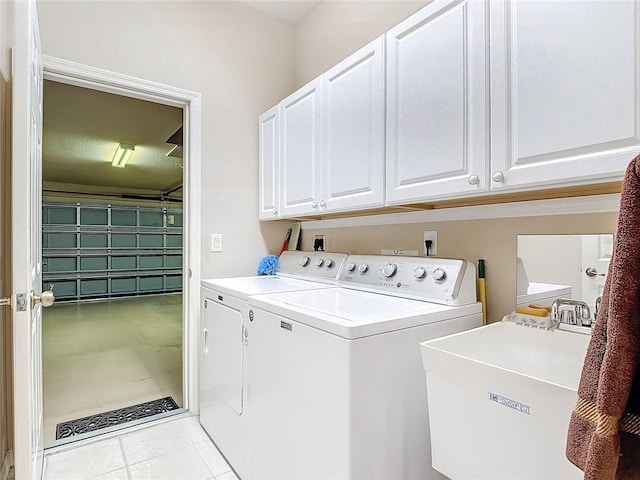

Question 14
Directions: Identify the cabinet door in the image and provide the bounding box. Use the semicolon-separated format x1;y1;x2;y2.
490;0;640;192
386;0;489;205
258;106;279;220
322;36;385;213
280;78;322;217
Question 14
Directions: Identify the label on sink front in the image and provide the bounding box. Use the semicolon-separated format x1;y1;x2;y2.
488;392;530;415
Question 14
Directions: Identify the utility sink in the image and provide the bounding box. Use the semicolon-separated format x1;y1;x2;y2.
420;321;590;479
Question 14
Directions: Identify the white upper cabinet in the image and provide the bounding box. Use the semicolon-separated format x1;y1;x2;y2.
261;0;636;220
490;0;640;191
258;106;280;220
385;0;489;205
322;36;385;213
279;78;323;218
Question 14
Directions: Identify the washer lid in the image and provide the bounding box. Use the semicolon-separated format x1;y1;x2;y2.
249;288;482;339
201;275;333;300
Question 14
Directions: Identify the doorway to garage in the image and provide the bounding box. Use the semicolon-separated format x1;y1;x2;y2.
41;79;185;445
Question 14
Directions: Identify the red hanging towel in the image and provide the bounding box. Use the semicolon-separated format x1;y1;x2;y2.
566;155;640;479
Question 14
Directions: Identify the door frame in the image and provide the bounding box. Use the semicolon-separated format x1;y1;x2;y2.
41;55;202;415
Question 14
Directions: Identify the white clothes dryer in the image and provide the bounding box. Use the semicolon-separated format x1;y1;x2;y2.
247;255;482;480
199;251;348;479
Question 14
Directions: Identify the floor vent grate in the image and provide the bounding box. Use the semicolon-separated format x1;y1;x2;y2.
55;396;180;439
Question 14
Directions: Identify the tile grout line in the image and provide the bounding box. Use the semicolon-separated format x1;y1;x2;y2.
118;437;133;480
181;419;230;478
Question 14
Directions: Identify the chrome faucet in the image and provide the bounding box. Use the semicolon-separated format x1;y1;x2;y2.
550;298;592;327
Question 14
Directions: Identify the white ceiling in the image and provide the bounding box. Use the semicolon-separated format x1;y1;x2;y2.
43;80;184;194
237;0;322;23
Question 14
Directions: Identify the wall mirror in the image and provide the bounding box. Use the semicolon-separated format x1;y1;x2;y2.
517;234;614;313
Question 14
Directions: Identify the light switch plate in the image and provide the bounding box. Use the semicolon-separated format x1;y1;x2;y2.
210;234;223;252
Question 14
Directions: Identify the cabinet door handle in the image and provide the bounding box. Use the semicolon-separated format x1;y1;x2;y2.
468;175;479;186
272;209;278;216
203;327;208;353
311;202;318;209
492;171;505;183
319;200;326;208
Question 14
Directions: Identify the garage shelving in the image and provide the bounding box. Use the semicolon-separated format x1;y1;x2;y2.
42;201;183;302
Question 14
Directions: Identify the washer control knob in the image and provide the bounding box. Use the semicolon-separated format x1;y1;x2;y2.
299;256;310;267
432;267;447;281
316;258;324;267
326;259;335;269
346;262;356;273
358;263;369;274
413;266;427;279
382;263;397;278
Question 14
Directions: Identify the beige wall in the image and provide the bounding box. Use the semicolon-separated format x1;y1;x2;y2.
294;0;430;87
36;0;296;278
300;212;618;324
0;0;14;474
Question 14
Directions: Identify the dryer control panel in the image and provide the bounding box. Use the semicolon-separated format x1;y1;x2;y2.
339;255;477;306
278;251;349;283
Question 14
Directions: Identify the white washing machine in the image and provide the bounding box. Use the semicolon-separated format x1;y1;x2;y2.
516;256;572;307
247;255;483;480
199;251;348;479
516;282;573;308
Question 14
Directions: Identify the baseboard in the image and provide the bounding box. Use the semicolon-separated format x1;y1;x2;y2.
0;449;13;480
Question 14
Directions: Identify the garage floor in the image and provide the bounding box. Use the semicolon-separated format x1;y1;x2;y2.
42;294;183;444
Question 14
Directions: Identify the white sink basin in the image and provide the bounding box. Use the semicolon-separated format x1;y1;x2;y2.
420;321;590;479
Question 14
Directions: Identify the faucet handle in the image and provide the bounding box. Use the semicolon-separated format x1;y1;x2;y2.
576;303;591;326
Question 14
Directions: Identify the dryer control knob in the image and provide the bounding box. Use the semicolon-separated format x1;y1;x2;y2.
413;267;427;279
358;263;369;274
325;259;335;269
382;263;397;278
432;267;447;281
300;256;310;267
316;258;324;267
346;262;356;273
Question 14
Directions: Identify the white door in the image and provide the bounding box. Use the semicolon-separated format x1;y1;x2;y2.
385;0;489;205
581;234;613;313
258;106;280;220
322;36;385;213
490;0;640;192
279;78;322;217
12;1;48;478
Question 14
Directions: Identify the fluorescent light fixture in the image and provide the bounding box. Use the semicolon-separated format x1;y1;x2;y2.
111;143;135;168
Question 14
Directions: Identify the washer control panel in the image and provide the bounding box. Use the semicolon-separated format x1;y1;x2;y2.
339;255;477;306
278;251;349;282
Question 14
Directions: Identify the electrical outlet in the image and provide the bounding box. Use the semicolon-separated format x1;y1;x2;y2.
423;231;438;256
314;234;325;251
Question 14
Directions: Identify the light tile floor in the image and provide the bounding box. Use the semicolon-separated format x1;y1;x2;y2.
44;415;237;480
43;294;183;444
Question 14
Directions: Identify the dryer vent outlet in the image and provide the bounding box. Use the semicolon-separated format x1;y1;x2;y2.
314;235;325;251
